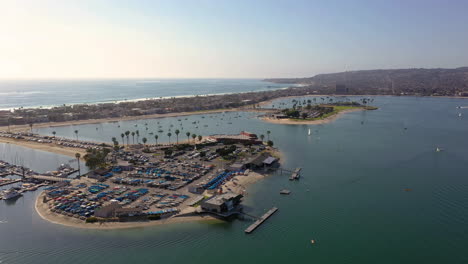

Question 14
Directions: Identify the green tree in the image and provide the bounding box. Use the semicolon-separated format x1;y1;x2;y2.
131;131;135;144
83;148;110;170
167;132;172;144
121;133;125;145
74;130;79;140
192;134;197;142
267;130;271;141
52;131;56;139
198;135;202;142
136;130;140;143
260;134;265;141
174;129;180;144
301;112;308;119
186;131;191;142
154;134;159;145
142;137;147;145
125;131;130;145
267;140;274;147
75;153;81;177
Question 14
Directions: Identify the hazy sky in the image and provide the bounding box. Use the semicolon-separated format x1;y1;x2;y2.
1;0;468;79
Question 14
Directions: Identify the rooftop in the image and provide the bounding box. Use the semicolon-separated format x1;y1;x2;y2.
204;192;242;206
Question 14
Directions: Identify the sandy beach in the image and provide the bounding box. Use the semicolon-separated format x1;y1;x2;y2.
260;108;365;125
0;137;87;158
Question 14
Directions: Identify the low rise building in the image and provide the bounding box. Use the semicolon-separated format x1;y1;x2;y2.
201;192;243;213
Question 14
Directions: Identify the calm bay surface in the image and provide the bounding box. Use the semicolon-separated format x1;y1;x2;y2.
2;96;468;263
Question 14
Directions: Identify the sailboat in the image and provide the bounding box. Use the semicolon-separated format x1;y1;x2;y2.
458;113;462;117
308;128;311;136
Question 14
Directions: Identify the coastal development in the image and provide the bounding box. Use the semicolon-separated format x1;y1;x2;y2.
0;93;377;230
2;128;281;228
1;81;381;129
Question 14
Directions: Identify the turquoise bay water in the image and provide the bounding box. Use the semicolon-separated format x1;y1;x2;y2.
0;79;288;109
2;96;468;263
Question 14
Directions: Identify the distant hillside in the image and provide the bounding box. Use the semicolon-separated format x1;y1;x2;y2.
265;67;468;96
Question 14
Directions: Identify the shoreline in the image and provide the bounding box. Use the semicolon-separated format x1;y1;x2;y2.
260;108;365;125
3;94;466;133
35;169;279;230
1;107;273;133
0;137;87;158
35;192;220;230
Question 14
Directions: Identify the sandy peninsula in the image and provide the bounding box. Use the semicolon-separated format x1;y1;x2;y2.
0;137;87;158
35;171;271;229
260;108;365;125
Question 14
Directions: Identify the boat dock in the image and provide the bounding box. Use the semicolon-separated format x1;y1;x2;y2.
0;179;22;187
289;168;302;180
244;207;278;234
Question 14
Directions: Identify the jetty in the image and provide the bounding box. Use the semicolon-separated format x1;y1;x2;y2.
289;168;302;180
244;207;278;234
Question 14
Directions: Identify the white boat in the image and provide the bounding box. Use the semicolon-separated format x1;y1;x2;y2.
308;128;311;136
2;188;22;200
459;113;462;117
436;147;444;152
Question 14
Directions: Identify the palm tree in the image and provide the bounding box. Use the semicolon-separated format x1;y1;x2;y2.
175;129;180;144
260;134;265;142
136;130;140;143
267;130;271;141
186;131;191;142
111;137;117;146
198;135;202;142
29;123;33;133
52;131;56;139
125;131;130;145
74;130;79;140
154;135;159;145
167;132;172;144
75;153;81;177
121;133;125;145
142;137;147;145
131;131;135;144
191;134;197;142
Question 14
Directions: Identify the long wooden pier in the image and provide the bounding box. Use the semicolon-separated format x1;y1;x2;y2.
289;167;302;180
244;207;278;234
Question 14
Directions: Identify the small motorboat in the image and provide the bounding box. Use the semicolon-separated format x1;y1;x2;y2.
311;239;316;244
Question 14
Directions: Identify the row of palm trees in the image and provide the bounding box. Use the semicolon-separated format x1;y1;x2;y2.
116;129;203;146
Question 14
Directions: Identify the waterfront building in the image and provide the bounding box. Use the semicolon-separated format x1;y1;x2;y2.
200;192;243;213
